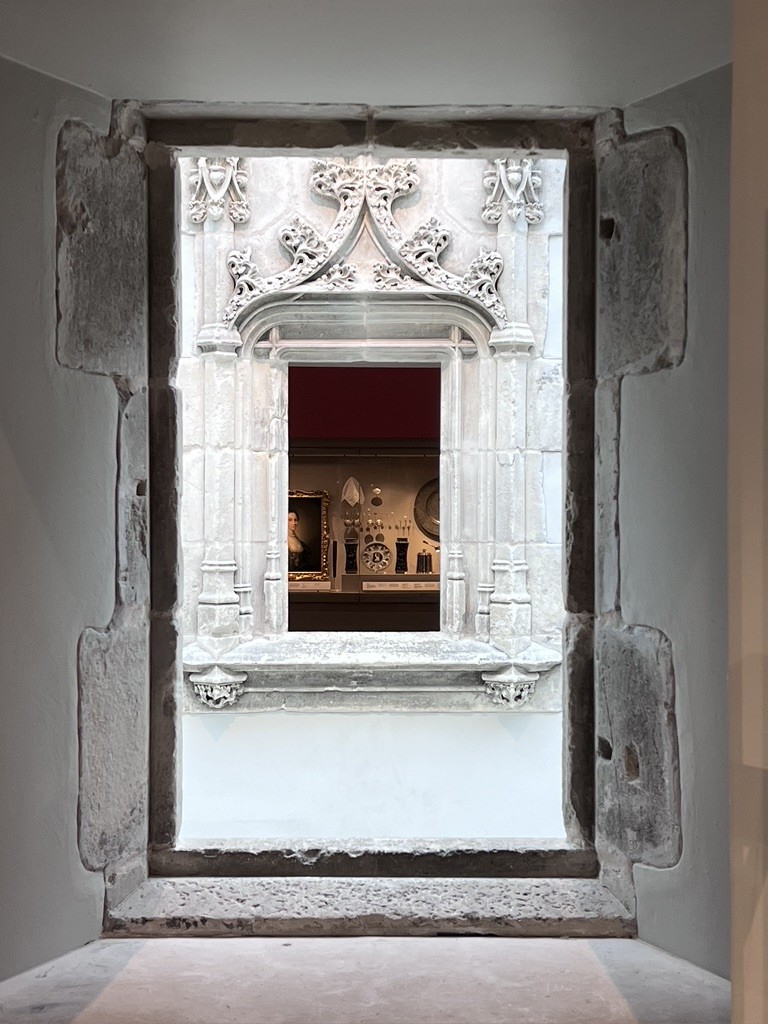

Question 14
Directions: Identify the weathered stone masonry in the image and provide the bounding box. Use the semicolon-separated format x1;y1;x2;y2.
594;112;686;909
56;104;685;932
56;103;150;907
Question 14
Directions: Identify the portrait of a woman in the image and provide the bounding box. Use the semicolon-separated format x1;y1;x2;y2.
287;490;330;579
287;507;313;571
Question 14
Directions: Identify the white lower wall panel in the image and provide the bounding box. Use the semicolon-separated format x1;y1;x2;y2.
180;712;565;840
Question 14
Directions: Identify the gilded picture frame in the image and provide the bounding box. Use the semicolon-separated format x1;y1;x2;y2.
288;490;331;581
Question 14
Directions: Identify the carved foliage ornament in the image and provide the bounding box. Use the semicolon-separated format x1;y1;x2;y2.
485;677;537;707
189;157;250;224
222;159;516;328
482;158;544;226
190;665;246;708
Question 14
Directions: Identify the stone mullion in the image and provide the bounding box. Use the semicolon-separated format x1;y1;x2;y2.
263;344;288;634
489;344;532;651
443;333;466;635
488;209;534;654
474;352;497;641
194;205;245;653
196;342;241;654
234;357;253;637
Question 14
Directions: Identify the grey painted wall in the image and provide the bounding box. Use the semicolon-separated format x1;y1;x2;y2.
0;56;112;981
622;65;731;978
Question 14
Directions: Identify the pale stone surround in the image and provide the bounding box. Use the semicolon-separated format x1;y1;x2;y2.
176;153;566;712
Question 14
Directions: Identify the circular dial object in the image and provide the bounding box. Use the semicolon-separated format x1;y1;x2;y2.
361;541;392;572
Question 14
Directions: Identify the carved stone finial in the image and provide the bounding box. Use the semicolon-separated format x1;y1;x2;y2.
189;157;250;224
189;665;246;708
482;158;544;226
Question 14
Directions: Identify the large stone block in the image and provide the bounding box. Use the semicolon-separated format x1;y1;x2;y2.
528;543;565;636
57;113;147;383
563;613;594;843
78;613;149;871
595;616;681;869
527;359;564;451
597;125;687;379
564;379;594;615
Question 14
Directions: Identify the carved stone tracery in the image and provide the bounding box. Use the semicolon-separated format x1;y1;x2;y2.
482;158;544;226
222;159;513;328
189;156;250;224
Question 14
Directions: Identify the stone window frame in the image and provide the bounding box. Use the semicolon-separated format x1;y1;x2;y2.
147;113;596;860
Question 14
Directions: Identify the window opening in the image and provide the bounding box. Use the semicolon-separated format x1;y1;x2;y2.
174;147;569;843
288;365;440;632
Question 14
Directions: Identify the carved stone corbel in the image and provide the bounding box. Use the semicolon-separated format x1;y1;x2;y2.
189;665;247;708
482;643;562;708
483;667;539;707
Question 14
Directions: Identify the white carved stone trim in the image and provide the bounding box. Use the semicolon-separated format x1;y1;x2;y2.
182;633;549;713
196;324;242;354
482;158;544;226
189;156;250;224
190;665;247;709
373;262;415;290
512;642;562;675
313;262;358;290
223;160;511;329
177;153;566;714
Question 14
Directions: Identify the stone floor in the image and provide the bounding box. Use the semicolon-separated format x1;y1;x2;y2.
0;937;729;1023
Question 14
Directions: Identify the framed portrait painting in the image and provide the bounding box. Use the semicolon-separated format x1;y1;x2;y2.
287;490;330;581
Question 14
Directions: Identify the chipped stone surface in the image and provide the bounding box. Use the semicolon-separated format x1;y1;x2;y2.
596;125;687;380
595;379;621;615
57;113;147;381
592;117;687;890
595;616;681;869
78;615;148;870
151;838;597;879
78;385;149;872
563;614;594;844
564;379;594;616
105;876;634;938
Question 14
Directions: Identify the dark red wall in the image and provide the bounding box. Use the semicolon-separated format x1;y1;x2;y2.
288;367;440;440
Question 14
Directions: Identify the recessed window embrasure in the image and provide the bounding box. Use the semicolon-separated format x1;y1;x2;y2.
175;150;567;839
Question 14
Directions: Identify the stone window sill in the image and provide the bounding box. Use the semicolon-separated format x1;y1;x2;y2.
182;631;538;712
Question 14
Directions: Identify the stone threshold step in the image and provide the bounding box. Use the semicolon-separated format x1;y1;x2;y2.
105;877;635;938
149;840;598;879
